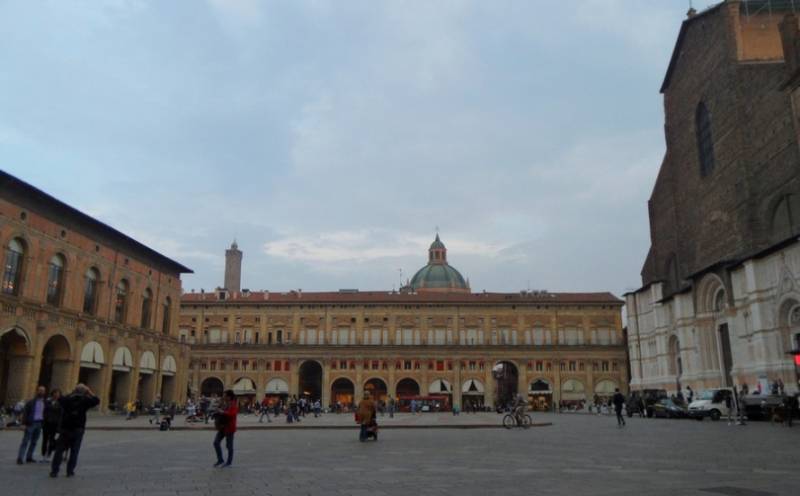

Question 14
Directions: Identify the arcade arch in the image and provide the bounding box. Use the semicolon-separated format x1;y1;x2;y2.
0;327;31;404
298;360;323;401
38;334;71;394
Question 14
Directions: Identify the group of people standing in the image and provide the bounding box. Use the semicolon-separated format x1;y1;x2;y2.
15;383;100;477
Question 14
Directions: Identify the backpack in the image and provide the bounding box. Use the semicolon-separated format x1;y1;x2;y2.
213;412;228;431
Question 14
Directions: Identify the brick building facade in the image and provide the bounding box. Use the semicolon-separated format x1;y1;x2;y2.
626;2;800;395
182;239;627;411
0;171;192;410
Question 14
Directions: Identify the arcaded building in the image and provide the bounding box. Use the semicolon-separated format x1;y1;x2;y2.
626;3;800;395
0;171;192;410
182;237;627;411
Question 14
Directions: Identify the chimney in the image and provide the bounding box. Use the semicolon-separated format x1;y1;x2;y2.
687;7;697;18
780;14;800;77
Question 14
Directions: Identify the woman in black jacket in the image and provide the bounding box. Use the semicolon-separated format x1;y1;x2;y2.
41;389;62;461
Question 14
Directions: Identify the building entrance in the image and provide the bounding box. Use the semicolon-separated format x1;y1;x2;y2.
38;335;71;394
0;328;30;405
299;361;323;401
364;378;388;402
331;378;355;408
492;361;518;407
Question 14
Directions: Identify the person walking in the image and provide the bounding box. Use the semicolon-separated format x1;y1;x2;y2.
388;396;395;418
49;384;100;477
258;397;271;423
17;385;47;464
612;388;626;427
313;399;321;418
41;389;62;462
686;386;694;405
356;391;377;442
725;391;735;425
212;390;238;468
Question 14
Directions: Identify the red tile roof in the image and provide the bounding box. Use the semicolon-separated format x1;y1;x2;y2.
181;290;623;306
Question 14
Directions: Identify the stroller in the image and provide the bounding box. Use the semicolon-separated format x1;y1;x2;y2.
364;419;378;441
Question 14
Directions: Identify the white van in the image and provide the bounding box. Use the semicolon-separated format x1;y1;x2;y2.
688;388;734;421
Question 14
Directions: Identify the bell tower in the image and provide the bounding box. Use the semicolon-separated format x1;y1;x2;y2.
224;240;242;292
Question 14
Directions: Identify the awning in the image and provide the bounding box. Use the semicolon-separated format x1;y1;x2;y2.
265;378;289;394
429;379;453;394
112;347;133;372
161;355;177;377
461;379;485;394
232;377;256;395
80;341;105;368
139;351;157;374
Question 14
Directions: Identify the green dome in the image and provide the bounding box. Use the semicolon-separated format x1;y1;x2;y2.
409;263;468;291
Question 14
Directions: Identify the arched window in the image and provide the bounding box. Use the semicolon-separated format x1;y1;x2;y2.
162;297;171;334
140;288;153;329
114;280;129;324
46;254;66;306
2;238;25;295
83;268;100;314
696;102;715;177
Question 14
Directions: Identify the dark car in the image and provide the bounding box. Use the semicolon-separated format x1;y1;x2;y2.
652;398;688;419
626;389;668;418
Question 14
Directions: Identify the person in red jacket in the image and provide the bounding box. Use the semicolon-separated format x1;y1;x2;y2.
213;389;238;467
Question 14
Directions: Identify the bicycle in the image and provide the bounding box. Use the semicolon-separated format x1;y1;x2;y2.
502;409;532;429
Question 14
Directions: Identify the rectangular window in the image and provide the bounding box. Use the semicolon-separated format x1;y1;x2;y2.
434;330;446;345
276;330;283;344
275;360;282;371
402;329;413;345
370;328;381;345
404;361;412;370
569;361;576;371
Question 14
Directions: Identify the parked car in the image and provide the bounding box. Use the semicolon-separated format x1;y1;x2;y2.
626;389;667;418
652;398;688;419
688;388;733;421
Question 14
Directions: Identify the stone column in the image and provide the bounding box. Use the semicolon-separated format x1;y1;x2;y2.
322;360;331;407
355;360;364;400
484;362;494;408
517;360;527;398
554;359;562;409
289;358;299;396
453;358;462;409
388;362;396;398
100;348;115;411
6;355;34;404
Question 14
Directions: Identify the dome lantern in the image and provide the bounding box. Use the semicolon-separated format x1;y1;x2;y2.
406;233;470;293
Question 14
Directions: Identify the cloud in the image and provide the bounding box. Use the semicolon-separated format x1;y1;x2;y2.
206;0;263;28
264;229;507;264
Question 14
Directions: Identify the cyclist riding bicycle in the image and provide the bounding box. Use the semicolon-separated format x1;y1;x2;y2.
512;394;527;421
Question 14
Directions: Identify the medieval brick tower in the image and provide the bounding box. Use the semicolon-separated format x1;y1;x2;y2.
224;240;243;292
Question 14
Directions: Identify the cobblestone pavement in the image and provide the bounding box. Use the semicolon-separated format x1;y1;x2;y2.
80;410;522;429
1;414;798;496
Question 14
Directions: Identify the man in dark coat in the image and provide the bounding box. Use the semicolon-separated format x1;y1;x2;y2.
612;388;626;427
49;384;100;478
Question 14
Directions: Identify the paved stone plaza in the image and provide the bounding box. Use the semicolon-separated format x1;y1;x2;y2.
1;413;798;496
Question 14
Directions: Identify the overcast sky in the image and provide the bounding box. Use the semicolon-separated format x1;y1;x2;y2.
1;0;719;296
